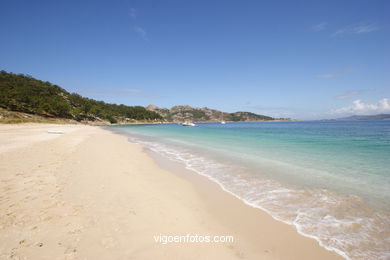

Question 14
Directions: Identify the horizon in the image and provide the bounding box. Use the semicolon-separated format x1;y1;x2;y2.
1;0;389;120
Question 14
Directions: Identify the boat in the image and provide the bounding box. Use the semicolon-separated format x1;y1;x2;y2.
181;121;196;127
220;114;226;124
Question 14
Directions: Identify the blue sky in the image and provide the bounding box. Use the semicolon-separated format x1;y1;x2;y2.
1;0;389;119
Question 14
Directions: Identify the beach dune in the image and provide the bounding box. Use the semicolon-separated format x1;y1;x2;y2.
0;124;342;259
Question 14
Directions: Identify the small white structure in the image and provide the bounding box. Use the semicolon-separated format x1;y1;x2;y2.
47;130;65;134
181;122;196;127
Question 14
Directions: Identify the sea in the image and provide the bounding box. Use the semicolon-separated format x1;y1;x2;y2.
110;120;390;260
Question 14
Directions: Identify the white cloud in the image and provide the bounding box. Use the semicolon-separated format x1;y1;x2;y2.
333;24;379;36
353;24;379;33
312;22;327;32
335;90;361;99
134;26;147;40
330;98;390;115
335;89;375;99
130;8;137;19
316;73;336;78
316;68;355;79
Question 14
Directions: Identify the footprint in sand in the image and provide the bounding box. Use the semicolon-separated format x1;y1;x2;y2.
65;247;77;254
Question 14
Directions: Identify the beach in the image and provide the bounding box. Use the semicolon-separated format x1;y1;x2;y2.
0;123;342;259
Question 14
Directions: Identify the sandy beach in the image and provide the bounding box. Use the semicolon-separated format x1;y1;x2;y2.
0;124;343;260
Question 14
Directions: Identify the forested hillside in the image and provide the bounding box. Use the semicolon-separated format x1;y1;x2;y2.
0;71;162;123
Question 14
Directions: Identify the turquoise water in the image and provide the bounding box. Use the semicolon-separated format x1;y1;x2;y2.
111;121;390;260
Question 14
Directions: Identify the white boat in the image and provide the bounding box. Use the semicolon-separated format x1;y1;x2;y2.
220;114;226;124
181;122;196;127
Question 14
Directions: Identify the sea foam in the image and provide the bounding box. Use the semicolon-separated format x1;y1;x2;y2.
126;135;390;260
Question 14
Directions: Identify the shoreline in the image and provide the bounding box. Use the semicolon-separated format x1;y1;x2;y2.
0;123;342;259
148;150;348;259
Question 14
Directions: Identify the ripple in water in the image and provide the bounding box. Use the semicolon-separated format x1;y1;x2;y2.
128;136;390;260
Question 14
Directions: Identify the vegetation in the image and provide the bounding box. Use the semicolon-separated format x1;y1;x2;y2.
0;108;72;124
168;107;210;121
147;105;277;122
0;71;280;124
229;112;274;121
0;71;162;123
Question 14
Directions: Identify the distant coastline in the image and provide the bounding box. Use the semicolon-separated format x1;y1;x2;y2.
336;114;390;120
0;71;289;125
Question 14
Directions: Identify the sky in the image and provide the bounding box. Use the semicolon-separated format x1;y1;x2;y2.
1;0;389;119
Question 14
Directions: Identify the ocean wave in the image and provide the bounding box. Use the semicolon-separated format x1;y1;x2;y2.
127;136;390;260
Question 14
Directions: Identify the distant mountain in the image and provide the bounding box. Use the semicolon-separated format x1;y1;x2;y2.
146;104;284;122
0;70;281;124
338;114;390;120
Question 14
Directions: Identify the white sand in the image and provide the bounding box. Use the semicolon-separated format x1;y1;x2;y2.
0;124;342;259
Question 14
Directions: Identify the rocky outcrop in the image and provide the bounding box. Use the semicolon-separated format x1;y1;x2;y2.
146;104;277;122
